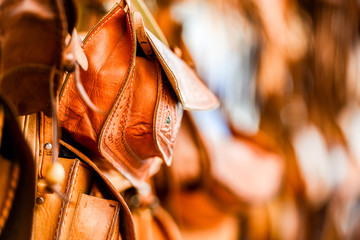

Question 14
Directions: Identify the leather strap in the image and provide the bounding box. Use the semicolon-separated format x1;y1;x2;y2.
134;12;155;59
39;112;53;178
130;0;168;46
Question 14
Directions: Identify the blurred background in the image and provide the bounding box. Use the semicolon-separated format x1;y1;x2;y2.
76;0;360;239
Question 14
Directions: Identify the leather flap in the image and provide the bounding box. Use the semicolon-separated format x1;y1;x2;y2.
145;29;219;111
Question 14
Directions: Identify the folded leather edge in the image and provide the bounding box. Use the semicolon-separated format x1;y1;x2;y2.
145;29;219;111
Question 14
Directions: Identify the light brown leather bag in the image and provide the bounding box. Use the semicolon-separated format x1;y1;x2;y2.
31;141;135;240
58;1;218;187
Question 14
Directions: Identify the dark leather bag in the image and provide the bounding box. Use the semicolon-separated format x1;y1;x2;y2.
58;1;218;187
0;93;35;240
0;0;76;115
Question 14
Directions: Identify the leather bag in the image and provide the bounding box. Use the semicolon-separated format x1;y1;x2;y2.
0;0;77;115
58;1;218;187
32;141;136;240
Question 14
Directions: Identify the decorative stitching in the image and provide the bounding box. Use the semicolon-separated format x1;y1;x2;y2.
54;159;79;240
146;33;182;99
83;8;122;48
59;7;122;109
153;62;162;146
100;12;138;170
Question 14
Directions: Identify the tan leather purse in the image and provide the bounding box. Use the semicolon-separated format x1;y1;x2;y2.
58;1;218;187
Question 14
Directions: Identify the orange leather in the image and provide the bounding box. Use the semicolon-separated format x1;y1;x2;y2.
145;29;218;111
68;194;121;240
159;188;239;240
154;113;240;240
59;141;135;240
59;3;218;187
205;136;285;207
159;112;284;211
132;207;182;240
38;113;54;178
15;111;135;240
32;155;133;240
169;111;208;186
0;0;73;115
33;158;93;240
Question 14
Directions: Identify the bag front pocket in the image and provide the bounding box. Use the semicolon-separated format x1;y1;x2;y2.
68;194;121;240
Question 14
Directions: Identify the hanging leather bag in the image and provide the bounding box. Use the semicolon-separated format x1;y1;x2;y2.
0;0;77;115
58;1;218;187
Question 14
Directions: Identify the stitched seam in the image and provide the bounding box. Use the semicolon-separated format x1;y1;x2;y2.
99;12;156;183
83;8;122;48
54;160;79;240
98;28;141;181
153;62;162;150
59;7;122;109
67;193;84;239
61;161;80;234
106;203;120;240
100;12;137;170
98;11;135;145
121;74;144;162
105;13;149;166
102;12;135;139
146;34;183;101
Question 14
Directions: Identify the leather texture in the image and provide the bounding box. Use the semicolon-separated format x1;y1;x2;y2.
58;2;218;187
0;0;74;115
145;30;218;111
32;158;93;240
32;154;134;240
13;110;135;240
132;206;182;240
38;113;54;178
68;194;121;240
59;141;135;240
0;94;36;240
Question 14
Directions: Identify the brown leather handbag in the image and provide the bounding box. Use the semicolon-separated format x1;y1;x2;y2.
58;1;218;187
0;0;77;115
